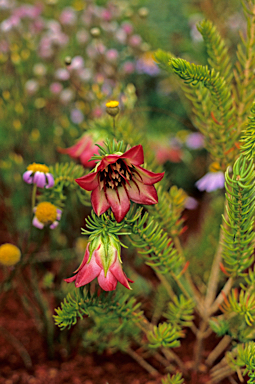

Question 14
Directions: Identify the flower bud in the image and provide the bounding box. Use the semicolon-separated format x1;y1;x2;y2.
138;7;149;18
64;56;72;66
105;100;119;117
90;27;101;38
65;234;133;291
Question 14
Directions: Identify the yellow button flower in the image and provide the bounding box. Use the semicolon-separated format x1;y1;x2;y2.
33;202;62;229
0;243;21;266
105;101;119;108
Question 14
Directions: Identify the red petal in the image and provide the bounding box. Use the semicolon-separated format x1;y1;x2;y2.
106;186;130;222
73;244;91;273
80;145;98;168
75;255;102;287
97;270;118;291
96;155;119;171
58;135;92;158
134;165;164;185
128;181;158;205
64;275;77;283
110;259;132;290
121;145;144;166
91;186;110;216
75;172;99;191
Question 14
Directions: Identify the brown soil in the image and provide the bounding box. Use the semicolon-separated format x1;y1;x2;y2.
0;287;235;384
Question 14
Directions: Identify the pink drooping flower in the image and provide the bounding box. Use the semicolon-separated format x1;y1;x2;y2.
58;133;101;168
75;145;164;222
65;237;132;291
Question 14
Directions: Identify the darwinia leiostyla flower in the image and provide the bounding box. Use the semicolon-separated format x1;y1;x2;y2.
75;145;164;222
65;234;132;291
23;163;54;188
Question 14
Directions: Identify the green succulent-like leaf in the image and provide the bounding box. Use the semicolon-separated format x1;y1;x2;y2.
147;322;184;349
164;294;195;328
235;342;255;384
161;372;184;384
209;316;230;337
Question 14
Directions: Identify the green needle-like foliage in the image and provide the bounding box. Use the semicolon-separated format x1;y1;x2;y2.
148;186;187;237
129;212;183;275
197;19;232;85
42;162;91;208
54;289;143;330
147;322;184;349
169;58;236;166
164;295;195;328
222;156;255;276
82;309;141;354
161;372;184;384
234;0;255;132
241;103;255;160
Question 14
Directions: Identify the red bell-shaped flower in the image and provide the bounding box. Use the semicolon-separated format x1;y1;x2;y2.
75;145;164;222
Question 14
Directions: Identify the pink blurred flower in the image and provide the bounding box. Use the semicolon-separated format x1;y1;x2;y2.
101;9;112;21
1;16;20;32
121;22;133;35
58;133;100;168
59;7;77;26
122;61;135;74
49;82;63;94
115;28;127;44
76;29;89;44
129;34;142;47
92;106;103;118
196;172;225;192
13;4;42;19
68;55;84;71
136;52;160;76
65;237;132;291
25;79;39;95
55;68;70;81
70;108;84;124
75;145;164;222
153;140;182;164
59;88;74;104
105;48;119;61
186;132;204;149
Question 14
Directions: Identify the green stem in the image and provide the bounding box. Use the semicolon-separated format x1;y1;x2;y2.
113;116;116;135
31;183;37;212
30;264;55;358
204;204;228;312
